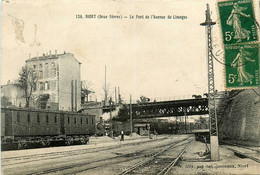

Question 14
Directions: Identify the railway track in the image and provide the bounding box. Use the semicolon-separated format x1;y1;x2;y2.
224;147;260;163
117;137;194;175
220;141;260;164
2;136;192;175
157;143;189;175
30;137;192;175
2;137;167;167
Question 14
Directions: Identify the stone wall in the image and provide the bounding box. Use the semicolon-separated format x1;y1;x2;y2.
218;88;260;146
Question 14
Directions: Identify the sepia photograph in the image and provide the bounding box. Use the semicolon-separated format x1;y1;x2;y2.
1;0;260;174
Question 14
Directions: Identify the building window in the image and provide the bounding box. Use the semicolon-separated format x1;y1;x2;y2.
92;118;94;124
74;118;76;124
86;118;89;124
27;114;31;123
45;82;50;90
81;117;83;124
17;112;20;122
37;113;40;123
33;65;36;69
40;82;44;91
39;71;43;79
68;117;70;124
45;63;49;78
54;115;57;123
46;114;49;123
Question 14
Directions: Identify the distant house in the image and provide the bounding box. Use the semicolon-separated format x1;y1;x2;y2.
1;82;25;107
25;50;81;111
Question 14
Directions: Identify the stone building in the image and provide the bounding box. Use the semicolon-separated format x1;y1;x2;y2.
1;82;25;107
25;50;81;111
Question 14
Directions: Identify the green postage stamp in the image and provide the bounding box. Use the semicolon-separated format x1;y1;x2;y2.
224;44;259;88
217;0;258;44
217;0;260;89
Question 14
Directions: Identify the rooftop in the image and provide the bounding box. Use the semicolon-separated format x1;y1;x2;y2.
26;53;66;62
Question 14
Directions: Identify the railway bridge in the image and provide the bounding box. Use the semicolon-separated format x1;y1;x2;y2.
102;98;209;118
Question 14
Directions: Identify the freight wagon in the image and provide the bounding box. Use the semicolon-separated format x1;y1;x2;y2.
1;107;96;150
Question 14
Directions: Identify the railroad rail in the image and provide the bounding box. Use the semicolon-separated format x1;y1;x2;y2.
32;137;190;175
2;137;168;167
157;143;190;175
220;141;260;164
117;137;194;175
225;147;260;163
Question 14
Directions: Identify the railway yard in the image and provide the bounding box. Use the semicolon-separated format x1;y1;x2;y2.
2;134;259;175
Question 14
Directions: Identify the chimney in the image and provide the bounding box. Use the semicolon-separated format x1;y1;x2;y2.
55;49;57;57
43;53;45;57
49;50;51;57
64;51;66;54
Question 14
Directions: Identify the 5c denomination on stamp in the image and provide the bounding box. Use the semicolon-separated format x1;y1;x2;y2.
224;44;259;88
217;0;258;45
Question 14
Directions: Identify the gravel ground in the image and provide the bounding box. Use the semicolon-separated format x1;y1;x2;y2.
2;135;259;175
1;135;177;175
172;141;260;175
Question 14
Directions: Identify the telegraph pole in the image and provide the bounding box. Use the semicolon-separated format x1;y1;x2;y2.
130;95;133;136
105;66;107;105
109;97;113;138
200;4;220;161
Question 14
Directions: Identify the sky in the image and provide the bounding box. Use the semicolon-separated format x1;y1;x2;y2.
1;0;234;102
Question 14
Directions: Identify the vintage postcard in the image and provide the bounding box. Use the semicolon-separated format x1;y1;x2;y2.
1;0;260;175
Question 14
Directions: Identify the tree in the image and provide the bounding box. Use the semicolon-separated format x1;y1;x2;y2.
81;80;94;102
113;105;129;122
17;65;38;108
37;94;50;109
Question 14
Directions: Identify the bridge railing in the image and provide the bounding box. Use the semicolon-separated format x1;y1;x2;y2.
122;94;203;104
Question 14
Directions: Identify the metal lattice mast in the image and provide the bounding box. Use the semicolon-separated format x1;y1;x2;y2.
200;4;220;161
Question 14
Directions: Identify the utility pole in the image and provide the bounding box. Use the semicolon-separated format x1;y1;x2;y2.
184;108;187;133
105;66;107;105
130;95;133;136
200;4;219;161
109;97;113;138
115;87;117;105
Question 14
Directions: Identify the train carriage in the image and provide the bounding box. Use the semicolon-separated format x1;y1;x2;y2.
1;107;96;150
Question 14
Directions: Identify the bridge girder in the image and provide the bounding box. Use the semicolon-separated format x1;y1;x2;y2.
131;98;209;118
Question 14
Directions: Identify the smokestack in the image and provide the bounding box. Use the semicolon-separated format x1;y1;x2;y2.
115;87;117;105
49;50;51;57
118;87;120;104
55;49;57;57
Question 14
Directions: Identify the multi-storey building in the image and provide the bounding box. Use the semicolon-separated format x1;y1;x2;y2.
25;50;81;111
